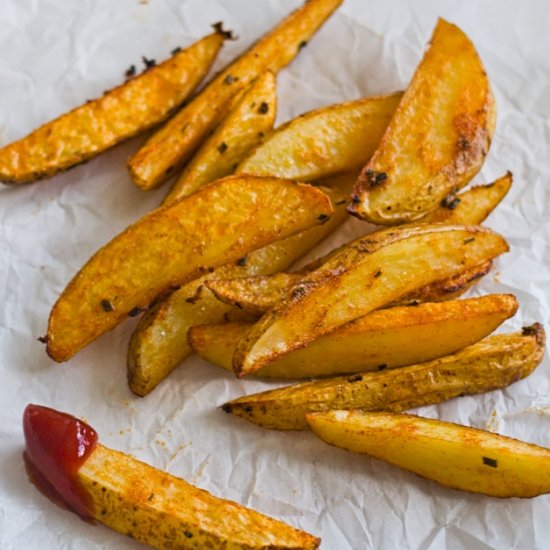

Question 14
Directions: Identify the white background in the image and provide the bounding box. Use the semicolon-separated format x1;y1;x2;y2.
1;1;549;548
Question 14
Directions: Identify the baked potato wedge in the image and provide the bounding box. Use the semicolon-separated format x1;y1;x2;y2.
190;294;518;381
223;324;543;429
232;224;509;377
420;172;512;225
163;71;277;204
24;404;320;549
46;175;333;362
128;0;343;190
206;260;492;316
0;32;224;184
348;18;496;224
236;93;402;181
306;369;550;496
127;173;353;396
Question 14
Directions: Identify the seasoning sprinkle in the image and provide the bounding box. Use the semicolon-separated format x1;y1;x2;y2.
100;299;114;312
235;256;247;266
377;364;388;371
223;74;236;85
217;142;228;154
128;307;146;317
125;65;136;78
258;102;269;114
171;47;181;55
482;456;498;468
317;213;330;224
142;56;156;69
37;335;48;344
441;195;461;210
374;270;382;278
347;374;363;383
184;531;194;539
298;40;308;50
212;22;236;40
464;237;476;244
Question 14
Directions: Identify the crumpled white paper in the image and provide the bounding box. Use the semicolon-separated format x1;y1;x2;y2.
1;0;549;548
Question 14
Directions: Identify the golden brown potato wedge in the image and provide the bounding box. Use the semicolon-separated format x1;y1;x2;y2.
206;259;492;316
190;294;518;382
306;356;550;498
420;172;512;225
24;404;320;549
224;324;543;430
127;173;353;396
163;71;277;204
348;18;496;224
237;93;402;181
46;175;333;362
128;0;343;190
232;225;509;378
0;32;224;184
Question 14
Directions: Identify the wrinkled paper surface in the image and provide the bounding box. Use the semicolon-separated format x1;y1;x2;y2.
1;1;549;548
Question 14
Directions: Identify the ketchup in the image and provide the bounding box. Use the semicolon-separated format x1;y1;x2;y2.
23;404;98;519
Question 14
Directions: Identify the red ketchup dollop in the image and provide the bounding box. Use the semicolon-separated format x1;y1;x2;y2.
23;404;98;519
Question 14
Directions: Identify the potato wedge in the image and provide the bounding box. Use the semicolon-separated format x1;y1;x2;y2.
420;172;512;225
348;19;496;224
23;404;320;549
232;225;509;377
163;71;277;204
206;259;492;316
237;93;402;181
190;294;518;381
128;0;343;190
127;173;353;396
0;32;224;184
306;378;550;497
224;324;544;430
46;175;333;362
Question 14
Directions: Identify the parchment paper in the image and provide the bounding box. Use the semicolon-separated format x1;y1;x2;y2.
1;1;549;548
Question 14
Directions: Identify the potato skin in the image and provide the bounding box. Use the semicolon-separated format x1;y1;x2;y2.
46;175;332;362
223;323;542;430
349;19;496;224
0;33;223;184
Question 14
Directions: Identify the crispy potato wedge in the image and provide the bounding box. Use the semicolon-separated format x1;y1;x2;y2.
190;294;518;381
348;19;496;224
421;172;512;225
127;173;353;396
24;405;320;549
306;370;550;497
0;32;224;184
163;71;277;204
128;0;343;190
206;259;492;315
232;225;509;377
224;324;543;430
46;175;333;362
237;93;402;181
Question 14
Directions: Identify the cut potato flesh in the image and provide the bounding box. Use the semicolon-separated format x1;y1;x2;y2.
348;18;496;224
127;174;353;396
237;93;402;181
306;348;550;498
0;32;223;184
420;172;512;225
46;175;332;362
223;325;543;430
128;0;343;190
206;259;492;316
79;443;320;548
232;224;509;377
163;71;277;204
190;294;518;382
